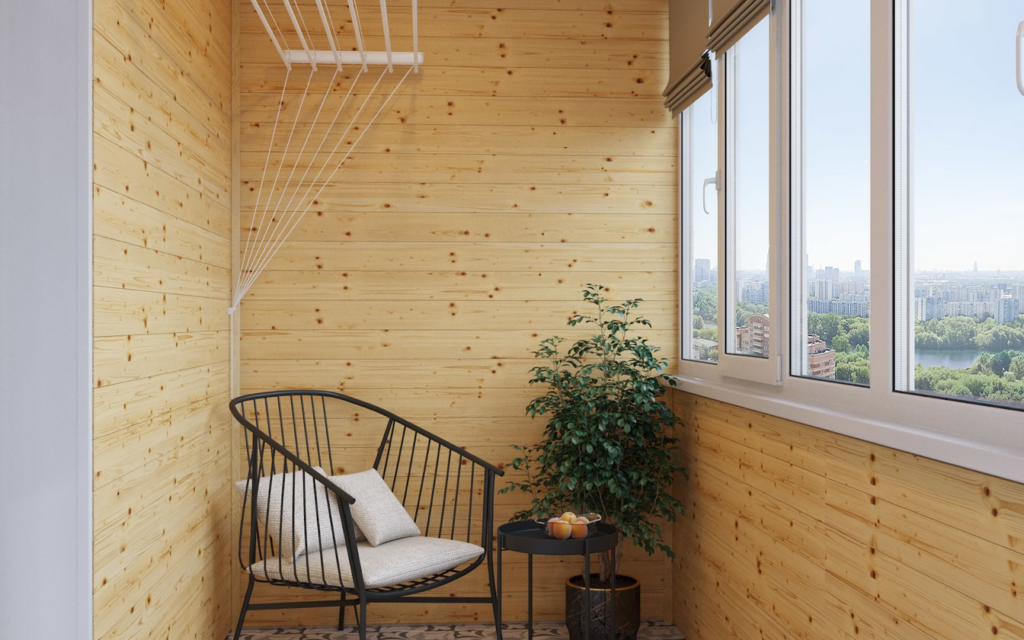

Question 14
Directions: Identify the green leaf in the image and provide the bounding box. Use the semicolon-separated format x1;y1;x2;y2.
500;284;686;558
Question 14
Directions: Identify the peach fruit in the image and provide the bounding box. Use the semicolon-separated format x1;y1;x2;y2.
571;518;590;539
560;512;578;524
550;520;573;540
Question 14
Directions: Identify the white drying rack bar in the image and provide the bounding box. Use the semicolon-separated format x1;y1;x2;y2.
252;0;421;72
284;50;424;66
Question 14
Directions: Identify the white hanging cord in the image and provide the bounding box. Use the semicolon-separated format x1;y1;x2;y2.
236;68;317;293
237;68;316;289
348;0;368;71
262;66;341;234
294;0;316;51
324;0;339;36
234;69;392;303
236;69;410;304
315;0;342;68
262;0;291;51
263;70;364;236
252;0;290;68
233;71;372;307
233;67;412;307
282;0;317;70
241;66;341;292
235;67;292;297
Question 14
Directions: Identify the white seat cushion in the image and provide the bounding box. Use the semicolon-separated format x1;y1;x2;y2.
329;470;421;546
247;537;484;590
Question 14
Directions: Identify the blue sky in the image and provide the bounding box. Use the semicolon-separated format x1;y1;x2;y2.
688;0;1023;274
911;0;1023;272
803;0;870;273
731;17;772;273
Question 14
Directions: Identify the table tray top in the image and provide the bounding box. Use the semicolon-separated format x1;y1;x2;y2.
497;520;618;555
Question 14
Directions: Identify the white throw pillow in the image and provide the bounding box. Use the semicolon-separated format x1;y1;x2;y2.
329;469;420;546
235;466;350;560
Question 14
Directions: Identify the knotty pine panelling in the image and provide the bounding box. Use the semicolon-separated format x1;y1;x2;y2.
238;0;677;627
669;390;1024;640
92;0;234;638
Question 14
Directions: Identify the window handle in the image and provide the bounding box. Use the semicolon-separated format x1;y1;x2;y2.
1017;21;1024;96
702;171;720;216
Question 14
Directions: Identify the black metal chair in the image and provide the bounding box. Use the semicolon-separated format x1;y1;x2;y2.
229;390;504;639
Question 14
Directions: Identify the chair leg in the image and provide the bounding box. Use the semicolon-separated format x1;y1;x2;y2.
233;576;256;640
359;599;368;640
487;548;502;640
338;593;346;631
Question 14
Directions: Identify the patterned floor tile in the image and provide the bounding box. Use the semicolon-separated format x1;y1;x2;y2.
236;620;684;639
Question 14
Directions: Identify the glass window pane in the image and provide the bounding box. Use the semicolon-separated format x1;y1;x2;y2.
725;17;771;358
791;0;871;384
901;0;1024;408
681;92;719;363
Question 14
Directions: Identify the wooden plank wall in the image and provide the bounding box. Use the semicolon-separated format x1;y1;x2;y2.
237;0;677;627
92;0;235;637
670;390;1024;640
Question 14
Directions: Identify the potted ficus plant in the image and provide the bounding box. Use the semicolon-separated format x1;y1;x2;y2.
501;284;685;640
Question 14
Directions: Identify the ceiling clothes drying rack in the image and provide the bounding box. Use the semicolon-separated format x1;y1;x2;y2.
231;0;422;315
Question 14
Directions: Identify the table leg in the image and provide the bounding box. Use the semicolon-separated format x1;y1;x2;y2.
527;553;534;640
584;548;591;640
496;533;503;640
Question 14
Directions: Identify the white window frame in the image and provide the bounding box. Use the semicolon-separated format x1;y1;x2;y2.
892;0;914;394
674;0;1024;485
679;108;712;364
679;110;695;362
679;93;721;366
715;18;783;385
788;0;873;386
788;0;809;380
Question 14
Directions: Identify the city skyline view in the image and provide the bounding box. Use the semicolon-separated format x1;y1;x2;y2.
683;0;1023;407
691;258;1024;392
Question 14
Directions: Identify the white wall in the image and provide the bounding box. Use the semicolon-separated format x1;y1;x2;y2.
0;0;93;637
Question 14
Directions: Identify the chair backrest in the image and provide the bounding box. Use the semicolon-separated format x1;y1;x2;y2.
229;390;499;581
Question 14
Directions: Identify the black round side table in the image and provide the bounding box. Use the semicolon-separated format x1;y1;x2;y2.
496;520;618;640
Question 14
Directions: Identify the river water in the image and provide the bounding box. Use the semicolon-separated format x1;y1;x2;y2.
915;349;984;370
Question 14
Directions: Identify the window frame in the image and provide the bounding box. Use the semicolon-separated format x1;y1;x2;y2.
678;102;719;366
715;16;783;385
787;0;874;386
679;109;695;363
789;0;809;380
673;0;1024;485
891;0;1024;411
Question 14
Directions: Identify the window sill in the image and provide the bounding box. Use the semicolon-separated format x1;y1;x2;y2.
666;374;1024;485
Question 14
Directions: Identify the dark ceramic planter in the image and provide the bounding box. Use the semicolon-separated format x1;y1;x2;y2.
565;574;641;640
